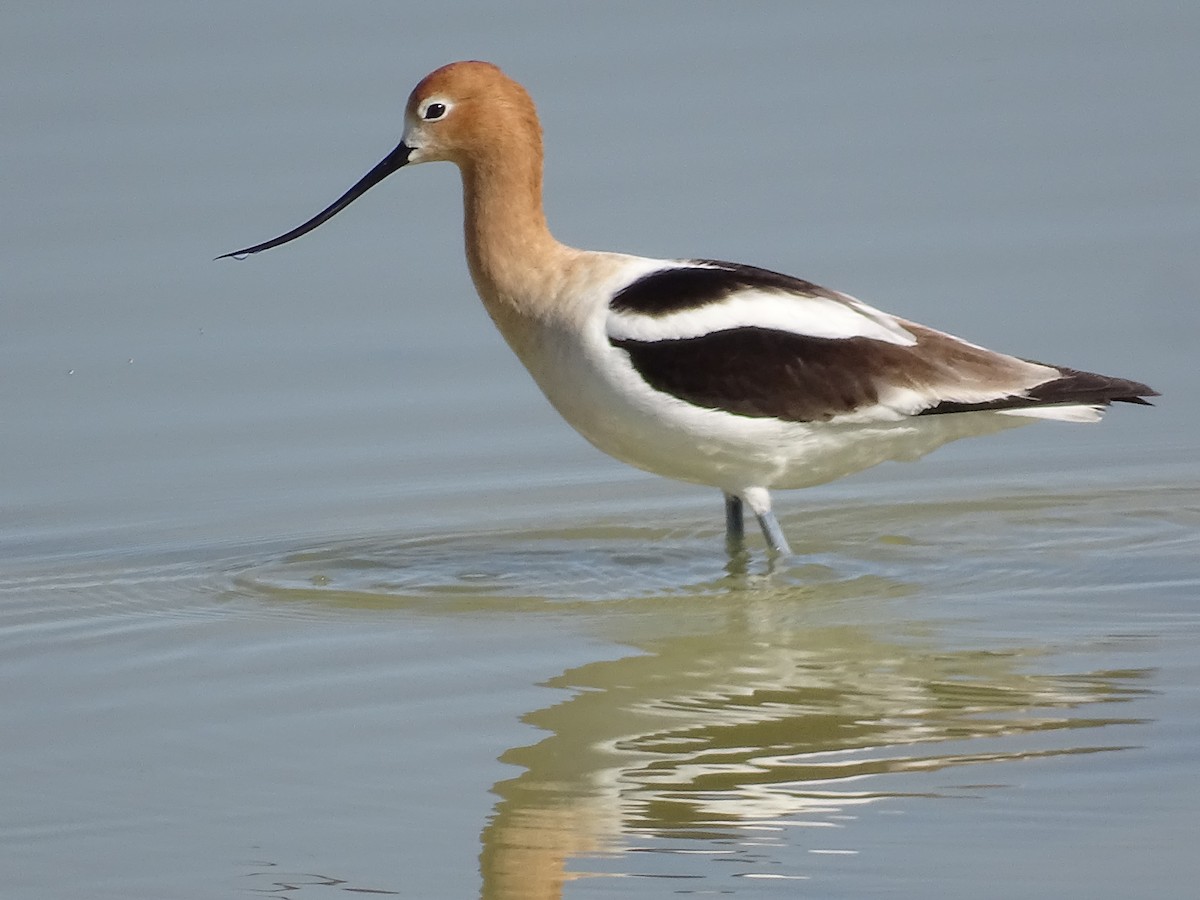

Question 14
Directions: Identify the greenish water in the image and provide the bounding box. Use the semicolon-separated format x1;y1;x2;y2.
6;486;1198;898
3;3;1198;898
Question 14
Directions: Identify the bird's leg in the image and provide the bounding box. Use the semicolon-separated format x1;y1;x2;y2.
755;509;792;557
723;491;745;552
742;487;793;556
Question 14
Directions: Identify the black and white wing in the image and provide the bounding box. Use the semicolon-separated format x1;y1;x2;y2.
606;260;1156;423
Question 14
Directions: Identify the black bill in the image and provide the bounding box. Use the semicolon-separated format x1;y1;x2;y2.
217;140;413;260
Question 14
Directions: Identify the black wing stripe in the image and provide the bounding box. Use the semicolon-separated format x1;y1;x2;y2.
612;328;1159;423
918;366;1158;416
612;328;899;422
611;259;839;316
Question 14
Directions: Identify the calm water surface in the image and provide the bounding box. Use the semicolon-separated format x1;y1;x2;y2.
3;3;1198;898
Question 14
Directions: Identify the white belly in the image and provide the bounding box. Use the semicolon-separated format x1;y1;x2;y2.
516;315;1028;494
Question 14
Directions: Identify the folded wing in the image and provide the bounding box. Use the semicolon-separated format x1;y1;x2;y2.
607;260;1157;424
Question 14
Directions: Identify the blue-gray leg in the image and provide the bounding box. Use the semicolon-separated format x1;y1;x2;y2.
741;487;793;556
754;508;792;556
723;492;745;551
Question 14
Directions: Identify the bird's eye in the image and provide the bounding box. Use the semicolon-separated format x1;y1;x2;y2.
423;102;447;121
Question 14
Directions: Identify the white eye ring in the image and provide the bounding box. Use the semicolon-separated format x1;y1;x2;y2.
422;100;449;121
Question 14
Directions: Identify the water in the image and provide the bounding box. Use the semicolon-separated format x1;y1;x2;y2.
3;3;1198;898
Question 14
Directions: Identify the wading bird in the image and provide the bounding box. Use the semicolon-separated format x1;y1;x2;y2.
220;61;1156;555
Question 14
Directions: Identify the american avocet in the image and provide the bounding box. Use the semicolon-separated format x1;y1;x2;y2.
220;61;1157;556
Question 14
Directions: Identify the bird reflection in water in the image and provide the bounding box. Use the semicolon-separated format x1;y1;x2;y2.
241;537;1150;899
478;599;1146;898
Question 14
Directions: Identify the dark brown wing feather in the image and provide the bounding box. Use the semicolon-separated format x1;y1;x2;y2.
611;325;1158;423
920;365;1157;415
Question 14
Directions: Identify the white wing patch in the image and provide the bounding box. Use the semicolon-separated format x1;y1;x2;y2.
607;286;917;347
996;404;1105;423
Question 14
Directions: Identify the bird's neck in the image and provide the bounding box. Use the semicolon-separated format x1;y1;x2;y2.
459;148;573;327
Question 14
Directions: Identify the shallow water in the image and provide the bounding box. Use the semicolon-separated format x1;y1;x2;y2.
6;484;1199;898
4;3;1199;898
